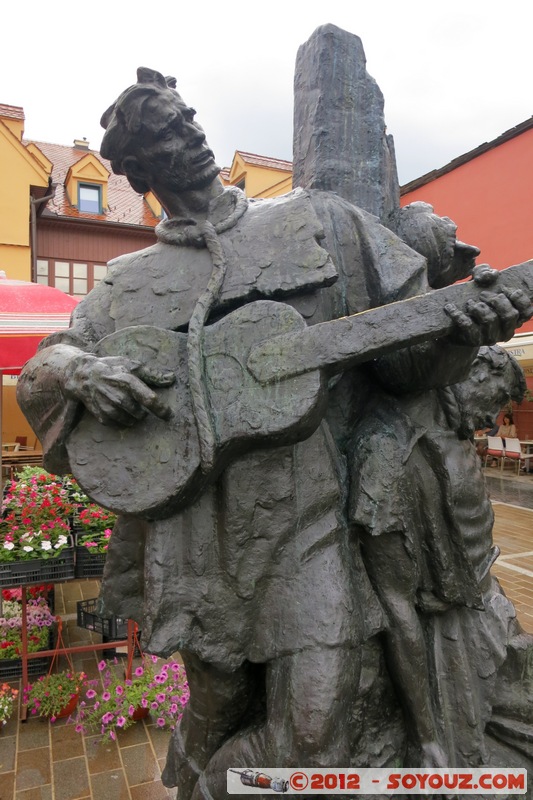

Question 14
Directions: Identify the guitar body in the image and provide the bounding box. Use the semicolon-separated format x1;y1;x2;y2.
66;301;325;518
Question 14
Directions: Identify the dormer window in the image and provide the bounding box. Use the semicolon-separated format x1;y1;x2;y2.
79;183;102;213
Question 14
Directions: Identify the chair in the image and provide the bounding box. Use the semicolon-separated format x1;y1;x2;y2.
484;436;505;470
2;442;20;452
502;438;527;475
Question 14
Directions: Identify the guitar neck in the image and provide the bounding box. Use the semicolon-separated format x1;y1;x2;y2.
247;261;533;384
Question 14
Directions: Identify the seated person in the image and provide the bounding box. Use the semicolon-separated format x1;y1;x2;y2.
497;413;517;443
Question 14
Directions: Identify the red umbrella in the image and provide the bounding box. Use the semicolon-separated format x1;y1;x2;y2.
0;272;79;374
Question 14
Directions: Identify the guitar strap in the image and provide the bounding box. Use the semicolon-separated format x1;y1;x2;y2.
187;221;232;472
157;188;249;472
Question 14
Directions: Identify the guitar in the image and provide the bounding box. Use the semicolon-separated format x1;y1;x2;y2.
66;261;533;518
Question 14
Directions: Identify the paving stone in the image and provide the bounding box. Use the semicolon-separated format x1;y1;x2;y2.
0;771;15;800
17;719;50;752
52;757;90;800
85;737;122;775
15;749;50;791
90;770;130;800
130;781;173;800
51;724;85;761
0;734;16;771
120;743;159;787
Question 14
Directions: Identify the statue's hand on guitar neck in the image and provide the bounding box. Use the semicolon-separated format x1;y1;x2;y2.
443;264;533;347
64;352;175;427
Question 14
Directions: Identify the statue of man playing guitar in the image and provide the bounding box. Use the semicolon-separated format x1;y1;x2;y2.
17;67;532;799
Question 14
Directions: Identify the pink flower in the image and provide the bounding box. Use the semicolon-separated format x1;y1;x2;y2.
98;660;106;671
116;716;126;727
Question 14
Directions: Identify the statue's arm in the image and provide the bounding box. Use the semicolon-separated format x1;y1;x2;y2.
17;282;116;474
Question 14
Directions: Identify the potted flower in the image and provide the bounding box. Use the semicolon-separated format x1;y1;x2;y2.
0;518;71;561
1;469;76;587
0;682;18;727
0;596;57;679
2;584;55;611
75;504;116;538
73;502;116;578
71;655;189;742
24;669;87;721
2;468;75;527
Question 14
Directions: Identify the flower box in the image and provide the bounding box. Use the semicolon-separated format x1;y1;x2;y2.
0;627;55;681
76;598;141;658
76;598;128;639
74;547;107;579
0;538;74;588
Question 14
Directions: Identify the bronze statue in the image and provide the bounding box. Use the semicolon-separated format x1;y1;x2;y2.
17;34;533;799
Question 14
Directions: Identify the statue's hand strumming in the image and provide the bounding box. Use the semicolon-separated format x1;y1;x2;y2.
64;353;175;427
443;264;533;346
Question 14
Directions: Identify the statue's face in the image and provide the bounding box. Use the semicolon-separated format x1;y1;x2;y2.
131;89;220;194
456;361;511;429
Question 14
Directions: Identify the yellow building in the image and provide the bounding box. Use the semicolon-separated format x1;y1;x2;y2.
221;151;292;199
0;105;51;280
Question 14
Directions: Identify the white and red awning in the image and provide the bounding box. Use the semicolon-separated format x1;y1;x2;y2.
0;273;78;374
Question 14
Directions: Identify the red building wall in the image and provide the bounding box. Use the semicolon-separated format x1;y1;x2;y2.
401;125;533;336
401;124;533;430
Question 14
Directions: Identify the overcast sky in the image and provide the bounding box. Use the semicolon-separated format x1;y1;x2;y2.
3;0;532;186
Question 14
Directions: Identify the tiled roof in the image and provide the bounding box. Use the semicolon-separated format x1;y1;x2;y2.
236;151;293;172
0;104;24;121
25;140;160;228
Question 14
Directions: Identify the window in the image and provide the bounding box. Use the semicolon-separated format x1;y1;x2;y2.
35;259;107;296
78;183;102;213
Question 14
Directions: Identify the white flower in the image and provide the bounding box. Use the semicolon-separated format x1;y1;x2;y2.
22;545;34;552
41;541;52;551
57;535;68;545
3;542;14;550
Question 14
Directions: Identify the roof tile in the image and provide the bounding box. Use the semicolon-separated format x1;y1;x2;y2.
236;151;292;171
0;104;25;121
26;140;160;228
